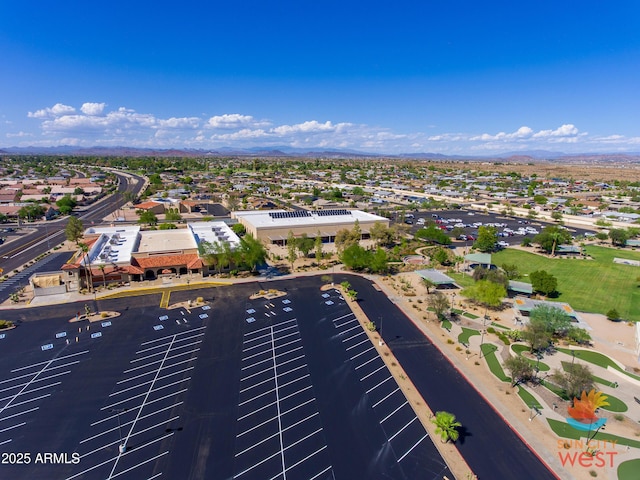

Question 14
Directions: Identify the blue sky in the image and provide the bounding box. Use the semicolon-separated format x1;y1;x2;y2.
1;1;639;155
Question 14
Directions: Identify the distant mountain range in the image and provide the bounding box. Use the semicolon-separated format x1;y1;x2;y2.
1;145;639;163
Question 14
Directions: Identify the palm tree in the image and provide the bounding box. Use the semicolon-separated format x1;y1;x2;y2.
79;242;94;293
98;264;107;289
432;411;462;443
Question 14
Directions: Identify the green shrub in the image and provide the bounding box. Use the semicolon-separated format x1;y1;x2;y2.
487;327;496;334
0;320;13;329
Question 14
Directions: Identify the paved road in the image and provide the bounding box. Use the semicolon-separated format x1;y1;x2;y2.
0;252;74;303
0;171;145;275
340;274;557;480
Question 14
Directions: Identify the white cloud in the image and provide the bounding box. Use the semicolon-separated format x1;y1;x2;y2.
532;123;579;138
28;103;76;118
80;102;107;116
5;131;32;138
206;114;268;129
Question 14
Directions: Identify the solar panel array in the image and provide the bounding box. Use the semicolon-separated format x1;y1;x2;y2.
316;209;352;216
269;210;312;219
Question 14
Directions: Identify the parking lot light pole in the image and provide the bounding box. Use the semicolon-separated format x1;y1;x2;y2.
111;408;127;454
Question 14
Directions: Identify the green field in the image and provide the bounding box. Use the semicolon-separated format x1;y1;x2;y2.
481;343;511;382
492;245;640;321
510;344;551;371
517;386;543;409
548;419;640;449
556;348;640;381
618;459;640;480
458;327;480;345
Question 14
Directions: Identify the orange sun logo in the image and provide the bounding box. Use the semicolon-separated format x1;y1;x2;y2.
567;389;609;424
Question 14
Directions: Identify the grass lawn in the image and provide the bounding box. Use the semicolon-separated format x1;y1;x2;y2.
618;459;640;480
481;343;511;383
492;245;640;321
517;386;543;410
541;379;570;400
448;272;475;288
510;344;551;371
458;327;480;345
462;311;479;319
491;321;510;330
547;419;640;449
556;348;640;381
441;318;452;331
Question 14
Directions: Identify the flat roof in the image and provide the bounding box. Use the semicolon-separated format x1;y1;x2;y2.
85;225;140;265
137;229;197;253
465;253;492;264
508;281;533;294
233;209;388;230
513;296;577;317
415;269;456;285
188;221;241;248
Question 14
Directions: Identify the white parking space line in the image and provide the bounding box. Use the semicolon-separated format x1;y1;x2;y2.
284;427;323;452
309;465;333;480
67;432;174;480
0;393;51;409
238;400;276;421
140;327;205;346
0;361;79;385
240;365;273;382
0;406;39;422
354;355;379;370
366;376;393;395
341;324;361;335
0;438;11;446
276;364;306;378
110;451;169;479
388;416;418;441
242;338;272;353
10;350;88;373
273;354;304;369
242;332;271;345
0;370;71;394
332;312;355;323
360;364;386;381
81;402;183;444
380;401;408;423
276;345;303;358
346;338;370;351
239;376;274;394
123;352;198;373
244;319;296;337
109;367;193;397
334;319;357;329
237;415;278;438
101;385;188;412
0;422;25;433
282;412;319;433
131;341;201;363
350;346;375;361
371;387;399;408
233;449;281;478
342;331;366;343
146;472;163;480
235;430;279;457
397;433;428;462
136;337;202;355
281;445;328;475
238;387;276;407
107;334;178;479
281;397;315;417
273;331;299;343
274;338;301;351
278;373;310;390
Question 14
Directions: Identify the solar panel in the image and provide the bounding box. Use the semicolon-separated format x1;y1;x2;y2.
269;210;312;219
316;209;351;216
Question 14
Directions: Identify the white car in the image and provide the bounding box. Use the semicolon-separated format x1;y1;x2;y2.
497;241;509;248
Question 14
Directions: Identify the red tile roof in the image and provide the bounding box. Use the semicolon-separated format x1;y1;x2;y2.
133;254;201;269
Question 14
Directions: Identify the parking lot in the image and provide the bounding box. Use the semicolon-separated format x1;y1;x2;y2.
0;280;449;480
396;209;595;246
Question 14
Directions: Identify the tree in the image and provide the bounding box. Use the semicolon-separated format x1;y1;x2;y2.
609;228;629;247
238;234;267;272
473;226;498;252
504;356;534;386
287;231;298;270
98;264;107;289
606;308;620;321
369;221;395;246
530;304;572;337
79;242;94;292
422;278;436;294
296;233;315;258
158;222;178;229
65;216;84;245
522;319;553;353
565;326;592;345
164;208;182;222
501;263;520;280
137;210;158;226
431;411;462;443
56;194;77;215
551;211;564;224
428;291;450;321
529;270;558;296
18;204;46;221
415;225;451;245
314;232;323;263
430;247;450;266
472;267;508;288
461;280;506;309
232;223;246;236
551;363;595;401
533;226;572;256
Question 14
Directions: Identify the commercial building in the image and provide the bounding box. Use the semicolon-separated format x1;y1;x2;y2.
60;221;240;289
232;209;389;245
